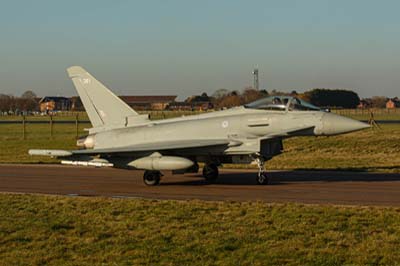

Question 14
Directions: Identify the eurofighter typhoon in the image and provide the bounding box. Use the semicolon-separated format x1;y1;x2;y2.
29;67;370;185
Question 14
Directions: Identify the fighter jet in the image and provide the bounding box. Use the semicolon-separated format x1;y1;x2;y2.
29;66;370;185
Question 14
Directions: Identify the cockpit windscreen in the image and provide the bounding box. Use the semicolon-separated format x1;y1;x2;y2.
244;96;320;111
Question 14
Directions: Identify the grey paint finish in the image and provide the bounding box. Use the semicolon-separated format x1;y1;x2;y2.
68;66;140;129
29;66;370;172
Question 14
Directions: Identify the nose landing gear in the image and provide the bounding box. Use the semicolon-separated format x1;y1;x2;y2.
255;157;269;185
202;163;219;182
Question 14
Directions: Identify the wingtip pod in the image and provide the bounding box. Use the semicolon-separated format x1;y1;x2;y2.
67;66;87;78
28;149;73;157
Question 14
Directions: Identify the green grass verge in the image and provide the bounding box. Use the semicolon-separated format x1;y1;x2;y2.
332;109;400;121
1;123;399;173
1;193;400;266
0;110;204;122
0;124;86;164
268;124;400;172
2;108;400;122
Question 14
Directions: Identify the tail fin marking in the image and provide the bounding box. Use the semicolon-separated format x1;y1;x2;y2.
67;66;138;128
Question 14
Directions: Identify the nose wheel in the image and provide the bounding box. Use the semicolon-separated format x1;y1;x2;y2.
202;163;219;182
257;172;268;185
255;157;269;185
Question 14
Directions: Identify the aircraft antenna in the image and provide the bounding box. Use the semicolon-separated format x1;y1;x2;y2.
252;68;259;90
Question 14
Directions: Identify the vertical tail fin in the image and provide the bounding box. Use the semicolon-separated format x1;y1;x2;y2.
67;66;138;128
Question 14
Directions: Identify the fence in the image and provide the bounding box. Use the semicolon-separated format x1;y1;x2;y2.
332;108;400;116
1;109;399;140
6;115;86;140
0;111;205;140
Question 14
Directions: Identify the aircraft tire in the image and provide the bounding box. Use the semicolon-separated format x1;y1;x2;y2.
143;170;161;186
256;172;269;185
202;163;219;182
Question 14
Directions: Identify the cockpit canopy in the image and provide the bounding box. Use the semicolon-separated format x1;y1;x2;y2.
244;96;320;111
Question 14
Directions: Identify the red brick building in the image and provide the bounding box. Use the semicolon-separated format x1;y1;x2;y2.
118;95;177;110
39;97;72;112
386;98;400;109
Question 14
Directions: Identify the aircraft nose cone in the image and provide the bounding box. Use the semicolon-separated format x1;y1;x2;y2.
322;113;370;135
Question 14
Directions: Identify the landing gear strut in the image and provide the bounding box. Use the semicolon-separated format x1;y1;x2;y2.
186;162;200;173
255;157;269;185
143;170;162;186
202;163;219;182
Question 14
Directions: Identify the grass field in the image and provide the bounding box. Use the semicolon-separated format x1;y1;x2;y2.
267;124;400;172
1;121;399;172
332;108;400;121
0;110;204;121
1;193;400;266
0;123;86;164
1;108;400;121
1;113;399;266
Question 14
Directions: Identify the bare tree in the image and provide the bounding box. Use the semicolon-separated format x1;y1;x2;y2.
0;94;16;113
0;94;9;112
212;88;230;99
21;90;37;99
370;96;387;108
19;90;39;111
217;95;242;108
241;87;264;104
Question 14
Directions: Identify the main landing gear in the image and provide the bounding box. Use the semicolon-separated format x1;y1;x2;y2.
202;163;219;182
143;170;162;186
255;157;269;185
142;160;268;186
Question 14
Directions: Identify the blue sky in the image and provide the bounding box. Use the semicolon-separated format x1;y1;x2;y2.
0;0;399;99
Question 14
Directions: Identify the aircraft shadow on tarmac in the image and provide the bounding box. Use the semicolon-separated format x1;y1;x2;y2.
161;168;400;186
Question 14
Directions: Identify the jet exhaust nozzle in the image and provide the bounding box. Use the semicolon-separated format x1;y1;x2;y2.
128;153;193;171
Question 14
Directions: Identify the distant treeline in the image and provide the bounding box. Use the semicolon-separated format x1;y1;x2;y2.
210;88;362;109
301;89;360;108
0;91;38;114
210;87;396;109
0;88;397;114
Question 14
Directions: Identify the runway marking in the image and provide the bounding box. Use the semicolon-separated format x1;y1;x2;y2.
111;195;145;200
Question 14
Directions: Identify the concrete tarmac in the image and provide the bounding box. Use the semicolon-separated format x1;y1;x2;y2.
1;164;400;206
